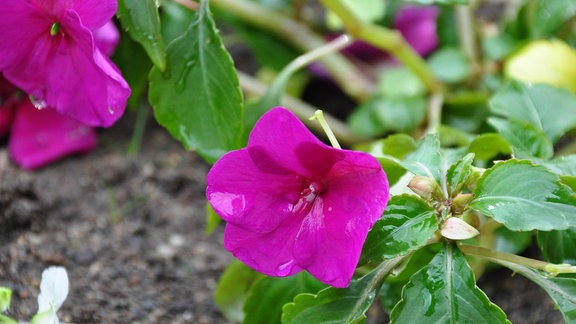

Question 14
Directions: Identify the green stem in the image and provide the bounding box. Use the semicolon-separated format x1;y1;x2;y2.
320;0;443;94
208;0;375;100
237;71;363;145
459;244;576;274
127;105;150;155
425;93;444;135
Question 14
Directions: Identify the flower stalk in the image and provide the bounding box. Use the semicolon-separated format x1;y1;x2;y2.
319;0;444;94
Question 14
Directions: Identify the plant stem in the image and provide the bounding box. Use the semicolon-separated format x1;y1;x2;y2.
459;244;576;274
207;0;376;101
425;92;445;134
237;71;363;145
320;0;443;94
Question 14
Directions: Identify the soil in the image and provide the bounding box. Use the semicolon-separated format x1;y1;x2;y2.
0;93;566;323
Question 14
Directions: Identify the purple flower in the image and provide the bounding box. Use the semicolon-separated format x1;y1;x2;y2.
206;107;389;287
0;75;96;170
0;0;130;127
394;5;439;57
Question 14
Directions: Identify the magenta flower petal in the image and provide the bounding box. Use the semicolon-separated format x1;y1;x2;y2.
0;102;15;138
207;107;389;287
394;5;439;57
8;100;97;170
207;149;305;233
94;21;120;57
0;0;130;127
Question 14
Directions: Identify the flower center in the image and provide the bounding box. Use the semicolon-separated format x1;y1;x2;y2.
300;181;325;203
50;22;60;36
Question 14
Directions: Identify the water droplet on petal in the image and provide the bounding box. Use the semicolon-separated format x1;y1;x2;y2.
108;107;115;115
30;96;47;110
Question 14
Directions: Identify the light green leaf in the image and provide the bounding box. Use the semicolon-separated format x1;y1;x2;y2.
374;97;427;133
467;133;512;161
401;135;443;182
215;260;262;323
532;0;576;37
428;47;471;83
326;0;386;29
488;117;553;159
361;195;438;264
538;229;576;264
204;203;222;235
244;273;326;324
489;82;576;143
470;160;576;231
149;0;243;163
0;314;17;324
117;0;166;71
409;0;467;4
390;244;509;323
446;153;474;196
282;257;403;324
0;288;10;313
533;155;576;176
378;67;426;98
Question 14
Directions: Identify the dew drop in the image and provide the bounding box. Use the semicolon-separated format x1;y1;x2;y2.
108;107;115;115
487;205;495;211
175;60;196;92
30;96;47;110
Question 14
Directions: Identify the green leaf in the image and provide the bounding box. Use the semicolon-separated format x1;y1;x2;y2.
467;133;512;161
244;273;326;324
533;155;576;176
470;160;576;231
348;99;386;138
112;29;152;109
204;203;222;235
538;229;576;264
160;0;197;44
489;82;576;143
0;314;17;324
215;260;262;322
428;47;471;83
532;0;576;37
446;153;474;196
409;0;467;4
0;287;11;313
361;195;439;264
488;117;553;159
282;257;404;324
378;67;426;98
494;259;576;323
380;134;418;158
401;135;443;182
390;244;509;323
117;0;166;71
149;0;243;163
374;97;427;134
326;0;386;29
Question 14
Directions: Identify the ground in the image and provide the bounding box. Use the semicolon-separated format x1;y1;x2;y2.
0;110;566;323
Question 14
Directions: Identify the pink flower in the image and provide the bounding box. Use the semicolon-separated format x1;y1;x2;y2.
394;5;439;57
206;107;389;287
0;0;130;127
0;75;96;170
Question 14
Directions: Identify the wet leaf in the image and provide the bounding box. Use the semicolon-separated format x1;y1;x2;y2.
149;0;243;163
538;229;576;264
470;160;576;231
117;0;166;71
390;244;509;323
361;195;438;264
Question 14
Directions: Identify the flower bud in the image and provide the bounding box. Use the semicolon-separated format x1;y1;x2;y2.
451;193;473;214
408;176;442;200
440;217;480;240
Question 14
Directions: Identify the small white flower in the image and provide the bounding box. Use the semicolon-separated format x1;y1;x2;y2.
31;267;69;324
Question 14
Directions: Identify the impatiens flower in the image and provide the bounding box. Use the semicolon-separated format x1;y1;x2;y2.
394;5;439;57
206;107;389;287
8;99;97;170
0;74;98;170
0;0;130;127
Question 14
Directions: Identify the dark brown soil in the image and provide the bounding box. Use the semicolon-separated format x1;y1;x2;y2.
0;109;566;324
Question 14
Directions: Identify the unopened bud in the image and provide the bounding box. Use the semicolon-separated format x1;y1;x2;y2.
440;217;480;240
451;193;473;214
408;176;442;200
